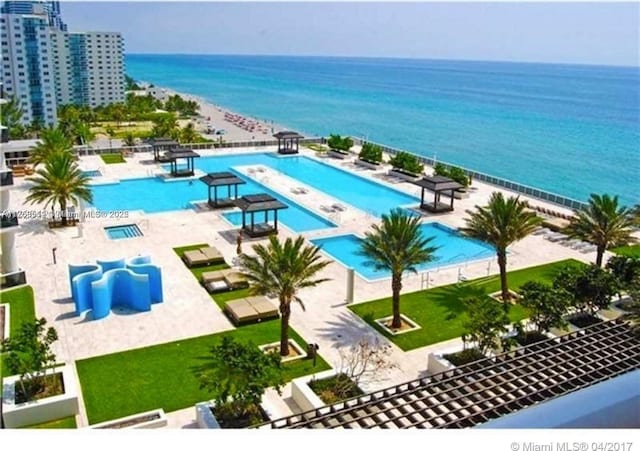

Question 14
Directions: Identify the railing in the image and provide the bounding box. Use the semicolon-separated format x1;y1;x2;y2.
0;169;13;187
352;137;588;211
0;212;19;228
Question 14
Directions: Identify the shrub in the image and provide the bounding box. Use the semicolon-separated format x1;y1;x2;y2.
433;163;471;187
388;151;424;175
327;134;354;152
461;297;509;355
518;281;570;334
553;264;618;315
358;142;383;163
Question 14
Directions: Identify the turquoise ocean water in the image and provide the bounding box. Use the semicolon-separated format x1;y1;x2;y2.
126;55;639;206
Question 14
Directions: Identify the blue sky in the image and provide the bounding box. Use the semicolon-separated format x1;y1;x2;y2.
60;2;639;66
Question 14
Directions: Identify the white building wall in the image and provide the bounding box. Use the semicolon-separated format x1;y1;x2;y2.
83;32;124;107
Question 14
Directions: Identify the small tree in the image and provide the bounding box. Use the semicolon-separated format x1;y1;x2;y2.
199;336;284;425
554;264;618;316
0;318;58;401
519;281;570;334
462;297;509;355
327;134;353;152
331;338;396;399
606;255;640;297
359;142;383;163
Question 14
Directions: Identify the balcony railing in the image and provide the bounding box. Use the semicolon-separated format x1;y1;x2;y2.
1;212;19;228
1;269;27;289
0;169;13;186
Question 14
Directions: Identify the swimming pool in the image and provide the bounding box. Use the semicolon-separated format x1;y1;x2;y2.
91;172;335;233
311;223;495;280
104;224;143;240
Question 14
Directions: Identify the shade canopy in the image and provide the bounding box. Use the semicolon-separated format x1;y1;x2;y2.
412;175;463;213
167;149;200;177
235;194;288;213
274;130;303;154
199;172;247;209
234;193;289;237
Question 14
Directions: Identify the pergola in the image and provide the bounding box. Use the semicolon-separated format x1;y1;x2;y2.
147;137;180;162
199;171;246;209
167;149;200;177
412;175;463;213
273;131;304;154
235;194;288;237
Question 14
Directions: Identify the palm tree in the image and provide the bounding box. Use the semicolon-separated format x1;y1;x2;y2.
122;132;137;147
180;122;199;144
239;236;330;356
26;152;92;226
461;192;542;304
566;194;637;267
74;122;95;146
28;127;73;167
359;208;438;329
1;96;25;139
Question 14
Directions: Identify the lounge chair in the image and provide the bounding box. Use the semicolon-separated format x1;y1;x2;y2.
225;299;260;324
246;296;278;318
182;246;225;267
332;203;347;212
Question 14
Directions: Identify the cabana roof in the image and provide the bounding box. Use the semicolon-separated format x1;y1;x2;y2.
261;320;639;429
273;130;304;139
146;137;180;147
199;172;246;187
235;194;288;213
412;175;463;192
167;149;201;159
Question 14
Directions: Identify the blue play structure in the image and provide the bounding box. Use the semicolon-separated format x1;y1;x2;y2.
68;256;163;320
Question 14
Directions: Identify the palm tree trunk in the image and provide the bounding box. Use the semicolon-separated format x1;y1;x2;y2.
60;200;67;226
595;245;605;267
279;299;291;357
391;272;402;329
497;250;510;311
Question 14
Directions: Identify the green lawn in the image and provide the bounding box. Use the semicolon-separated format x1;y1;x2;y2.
76;321;329;425
1;285;36;377
349;259;584;351
24;416;77;429
100;153;125;164
611;244;640;258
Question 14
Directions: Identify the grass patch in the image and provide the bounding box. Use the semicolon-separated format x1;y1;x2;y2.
1;286;36;377
100;153;126;164
611;244;640;258
76;321;329;425
349;259;584;351
304;143;328;152
211;287;252;310
24;416;77;429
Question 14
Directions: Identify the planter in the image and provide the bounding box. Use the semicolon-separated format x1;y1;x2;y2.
374;314;421;335
259;339;307;363
453;189;470;199
327;149;352;160
355;159;382;170
195;398;275;429
87;408;167;429
290;369;336;412
427;352;458;374
390;168;421;182
2;364;80;429
566;313;603;329
0;303;9;341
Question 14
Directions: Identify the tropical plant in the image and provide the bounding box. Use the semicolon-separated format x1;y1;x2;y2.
0;95;26;139
125;74;141;91
327;134;354;152
461;296;510;355
388;151;424;175
461;192;543;305
150;113;179;139
198;336;283;426
105;125;116;149
606;255;640;297
28;126;74;167
180;122;199;144
518;281;570;334
434;163;471;187
27;118;45;138
122;132;137;147
553;264;618;316
0;318;58;401
239;235;331;356
73;121;95;146
26;151;93;225
359;208;437;329
359;142;383;163
566;194;637;267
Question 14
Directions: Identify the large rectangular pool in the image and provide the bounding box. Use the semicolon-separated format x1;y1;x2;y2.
311;223;495;280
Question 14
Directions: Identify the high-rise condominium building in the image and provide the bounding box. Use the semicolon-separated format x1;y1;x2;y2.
0;1;124;125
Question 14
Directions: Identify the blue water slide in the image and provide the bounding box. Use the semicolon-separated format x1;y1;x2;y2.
91;269;151;320
97;258;126;272
126;256;164;303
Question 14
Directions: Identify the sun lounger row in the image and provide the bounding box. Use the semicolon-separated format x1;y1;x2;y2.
320;203;347;213
290;186;309;194
201;269;249;293
182;246;225;268
223;296;279;325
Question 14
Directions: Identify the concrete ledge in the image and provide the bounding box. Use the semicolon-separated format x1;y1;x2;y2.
259;339;307;363
389;168;421;182
290;369;336;412
355;159;382;170
2;364;79;428
87;408;167;429
1;302;9;340
195;396;278;429
374;314;421;335
327;149;352;160
427;352;458;374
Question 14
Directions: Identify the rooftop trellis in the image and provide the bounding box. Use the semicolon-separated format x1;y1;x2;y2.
260;320;640;429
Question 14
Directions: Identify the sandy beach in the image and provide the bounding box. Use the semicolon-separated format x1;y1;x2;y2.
146;84;299;142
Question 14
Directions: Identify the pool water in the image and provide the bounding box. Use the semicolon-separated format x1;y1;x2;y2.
311;223;495;280
105;224;143;240
82;170;102;177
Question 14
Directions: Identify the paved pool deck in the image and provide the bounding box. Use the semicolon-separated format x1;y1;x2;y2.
4;145;603;427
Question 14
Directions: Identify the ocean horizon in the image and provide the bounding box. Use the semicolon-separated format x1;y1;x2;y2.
126;54;639;206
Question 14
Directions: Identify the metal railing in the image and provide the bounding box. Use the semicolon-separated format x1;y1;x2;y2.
1;268;27;289
352;137;588;211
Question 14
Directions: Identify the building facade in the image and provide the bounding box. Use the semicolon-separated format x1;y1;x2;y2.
0;1;124;125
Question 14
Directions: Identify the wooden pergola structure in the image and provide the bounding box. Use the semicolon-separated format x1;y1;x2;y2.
147;137;180;162
273;131;304;155
234;194;288;237
412;175;463;213
167;149;200;177
199;171;246;209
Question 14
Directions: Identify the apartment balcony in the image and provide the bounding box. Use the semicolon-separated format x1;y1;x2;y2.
1;268;27;289
0;169;14;187
0;212;19;231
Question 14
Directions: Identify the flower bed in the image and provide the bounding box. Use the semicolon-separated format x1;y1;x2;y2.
307;373;363;404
